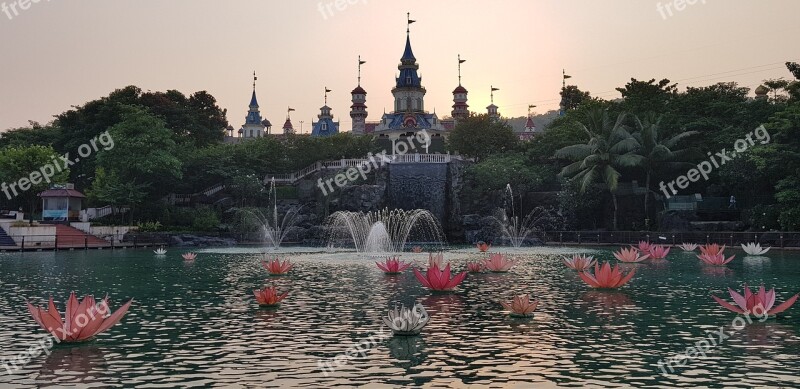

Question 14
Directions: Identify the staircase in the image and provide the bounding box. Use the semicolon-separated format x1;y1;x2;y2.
55;225;108;248
0;226;16;247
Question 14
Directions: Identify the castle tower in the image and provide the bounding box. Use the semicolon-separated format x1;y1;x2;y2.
350;56;368;134
451;55;469;123
239;72;267;138
487;86;500;122
282;107;296;135
392;14;426;114
312;88;340;137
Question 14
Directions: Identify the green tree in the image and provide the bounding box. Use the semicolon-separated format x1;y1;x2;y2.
554;109;643;230
559;85;591;112
94;108;182;223
632;113;699;221
0;122;61;149
447;113;519;161
0;145;70;221
615;78;678;114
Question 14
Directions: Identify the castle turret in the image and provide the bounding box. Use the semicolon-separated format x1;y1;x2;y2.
451;55;469;122
240;72;267;138
487;86;500;122
350;56;368;134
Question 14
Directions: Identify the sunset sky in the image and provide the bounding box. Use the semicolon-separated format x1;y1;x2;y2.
1;0;798;132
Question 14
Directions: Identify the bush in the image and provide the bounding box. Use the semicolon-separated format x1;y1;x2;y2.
192;207;220;232
137;221;162;232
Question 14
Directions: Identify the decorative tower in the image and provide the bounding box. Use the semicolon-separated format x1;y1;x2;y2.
392;13;426;114
240;71;267;138
487;86;500;121
451;54;469;123
312;88;340;137
350;56;368;135
283;107;296;135
525;104;537;133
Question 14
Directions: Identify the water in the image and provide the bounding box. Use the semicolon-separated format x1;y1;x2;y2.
327;209;444;253
1;247;800;387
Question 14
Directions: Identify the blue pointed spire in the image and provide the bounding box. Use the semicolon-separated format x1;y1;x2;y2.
402;34;415;62
250;90;259;107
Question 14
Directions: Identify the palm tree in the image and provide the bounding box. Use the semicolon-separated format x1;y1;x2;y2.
632;113;699;220
555;109;643;230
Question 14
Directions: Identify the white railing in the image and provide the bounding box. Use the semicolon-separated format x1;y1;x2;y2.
266;154;458;185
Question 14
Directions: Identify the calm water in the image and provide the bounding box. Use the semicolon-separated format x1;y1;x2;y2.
1;246;799;388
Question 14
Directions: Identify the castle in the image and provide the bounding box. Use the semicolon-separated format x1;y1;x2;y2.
225;14;538;145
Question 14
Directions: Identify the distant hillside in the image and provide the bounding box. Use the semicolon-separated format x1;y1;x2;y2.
506;110;560;133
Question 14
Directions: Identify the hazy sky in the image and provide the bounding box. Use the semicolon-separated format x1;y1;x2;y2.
1;0;798;133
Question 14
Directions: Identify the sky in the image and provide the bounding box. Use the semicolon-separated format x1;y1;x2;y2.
0;0;798;133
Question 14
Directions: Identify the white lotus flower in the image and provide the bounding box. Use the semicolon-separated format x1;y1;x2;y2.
679;243;698;252
383;303;430;336
742;242;770;256
154;247;167;255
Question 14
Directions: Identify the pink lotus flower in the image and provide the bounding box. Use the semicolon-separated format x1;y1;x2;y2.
476;242;491;252
376;257;411;274
698;253;735;266
428;253;444;268
614;247;649;263
182;252;197;261
563;254;597;271
579;262;636;289
27;292;133;343
501;294;539;318
700;243;726;256
253;286;288;307
712;284;799;316
263;257;293;275
647;245;671;260
635;241;653;253
466;262;484;273
413;263;467;292
482;253;516;273
411;246;423;253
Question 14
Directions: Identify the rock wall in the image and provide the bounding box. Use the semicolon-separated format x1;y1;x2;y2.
387;163;449;223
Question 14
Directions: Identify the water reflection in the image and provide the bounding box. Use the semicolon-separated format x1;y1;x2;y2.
38;345;107;386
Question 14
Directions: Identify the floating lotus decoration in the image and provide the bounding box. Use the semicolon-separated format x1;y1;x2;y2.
613;247;649;263
466;262;484;273
579;262;636;289
712;284;798;317
482;253;516;273
263;257;293;275
411;246;423;253
27;292;133;343
383;303;430;336
413;263;467;292
182;252;197;261
741;242;771;256
153;247;167;255
700;243;726;256
376;257;411;275
635;241;653;253
563;254;597;271
476;241;491;252
428;253;444;268
500;294;539;318
647;245;670;260
679;243;698;252
698;253;735;266
253;286;288;308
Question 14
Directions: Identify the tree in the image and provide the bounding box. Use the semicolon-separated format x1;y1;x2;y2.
762;78;790;102
615;78;678;114
447;113;519;161
0;145;70;221
631;113;699;221
0;121;61;149
554;109;643;230
94;108;182;223
560;85;591;112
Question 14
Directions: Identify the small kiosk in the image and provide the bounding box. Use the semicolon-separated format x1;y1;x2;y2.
39;184;85;222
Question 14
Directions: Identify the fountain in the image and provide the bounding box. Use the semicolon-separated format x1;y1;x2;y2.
492;184;563;248
235;178;303;250
326;208;444;253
